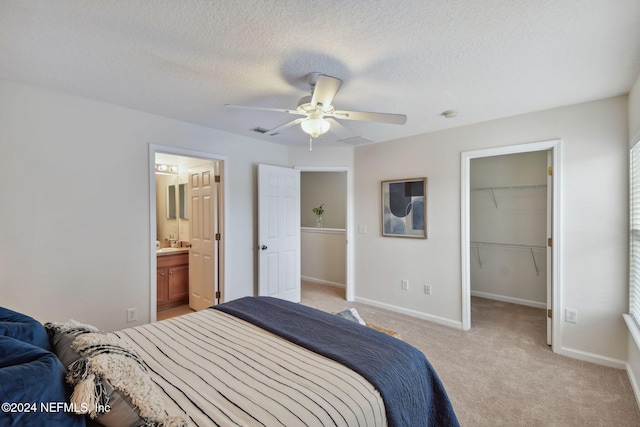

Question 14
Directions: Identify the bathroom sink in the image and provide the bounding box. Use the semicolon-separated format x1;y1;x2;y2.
156;247;189;254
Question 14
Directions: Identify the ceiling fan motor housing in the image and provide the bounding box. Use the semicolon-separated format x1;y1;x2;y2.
297;95;335;115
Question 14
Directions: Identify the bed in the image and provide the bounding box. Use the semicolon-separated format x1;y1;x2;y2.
0;297;459;427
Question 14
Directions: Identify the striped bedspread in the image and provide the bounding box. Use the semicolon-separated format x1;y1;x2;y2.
114;308;387;427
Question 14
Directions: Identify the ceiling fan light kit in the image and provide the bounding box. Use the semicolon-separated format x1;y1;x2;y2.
300;115;331;138
225;73;407;149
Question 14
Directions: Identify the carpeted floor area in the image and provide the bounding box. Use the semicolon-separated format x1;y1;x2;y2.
300;281;640;427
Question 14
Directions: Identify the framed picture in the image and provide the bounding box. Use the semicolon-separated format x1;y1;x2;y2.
381;177;427;238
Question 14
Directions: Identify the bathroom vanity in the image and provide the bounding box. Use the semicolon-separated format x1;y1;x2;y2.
157;248;189;311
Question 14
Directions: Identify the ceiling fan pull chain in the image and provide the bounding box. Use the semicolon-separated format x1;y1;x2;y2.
309;136;313;151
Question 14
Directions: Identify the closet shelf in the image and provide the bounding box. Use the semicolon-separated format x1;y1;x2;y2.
470;184;547;191
471;241;546;251
471;184;547;208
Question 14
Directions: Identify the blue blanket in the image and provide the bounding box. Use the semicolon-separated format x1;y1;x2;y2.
0;336;86;427
214;297;459;427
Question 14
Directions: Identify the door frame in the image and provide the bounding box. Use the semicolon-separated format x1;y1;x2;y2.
148;144;228;322
295;166;354;301
460;139;561;352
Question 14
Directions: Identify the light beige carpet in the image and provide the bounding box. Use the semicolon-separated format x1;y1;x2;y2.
300;281;640;427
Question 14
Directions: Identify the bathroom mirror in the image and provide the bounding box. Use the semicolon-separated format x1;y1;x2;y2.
156;173;180;244
165;184;187;219
167;185;177;219
178;183;188;219
155;153;207;246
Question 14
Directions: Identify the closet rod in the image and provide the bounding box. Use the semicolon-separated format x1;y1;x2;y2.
471;241;545;274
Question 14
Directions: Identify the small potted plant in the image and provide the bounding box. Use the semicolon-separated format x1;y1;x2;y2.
312;204;324;228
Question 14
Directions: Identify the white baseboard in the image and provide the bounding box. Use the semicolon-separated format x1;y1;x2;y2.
353;296;463;330
354;294;625;370
470;290;546;309
555;346;626;369
627;362;640;411
301;276;345;289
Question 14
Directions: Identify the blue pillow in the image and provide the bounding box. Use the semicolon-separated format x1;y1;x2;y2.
0;336;85;427
0;306;52;352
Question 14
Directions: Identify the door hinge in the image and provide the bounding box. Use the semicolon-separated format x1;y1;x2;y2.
547;309;552;318
548;166;553;176
547;237;552;247
214;175;221;183
215;233;221;241
215;291;221;299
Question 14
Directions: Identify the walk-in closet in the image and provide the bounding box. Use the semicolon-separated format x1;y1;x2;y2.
469;151;548;319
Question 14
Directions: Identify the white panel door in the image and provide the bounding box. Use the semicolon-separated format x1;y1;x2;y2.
189;162;218;310
258;164;300;302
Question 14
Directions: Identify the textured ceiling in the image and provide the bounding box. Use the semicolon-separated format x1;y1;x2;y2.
2;0;640;148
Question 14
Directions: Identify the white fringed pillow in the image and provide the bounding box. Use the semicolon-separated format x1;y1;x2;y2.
46;321;187;427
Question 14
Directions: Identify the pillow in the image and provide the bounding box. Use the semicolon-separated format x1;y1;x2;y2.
335;308;367;325
0;335;85;427
47;323;186;427
0;306;52;351
44;320;100;368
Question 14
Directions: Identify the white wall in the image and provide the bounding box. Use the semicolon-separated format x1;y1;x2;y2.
289;146;354;170
354;96;629;362
301;171;347;228
301;229;346;286
0;80;289;331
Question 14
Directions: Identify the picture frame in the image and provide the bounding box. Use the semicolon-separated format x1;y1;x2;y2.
381;177;427;238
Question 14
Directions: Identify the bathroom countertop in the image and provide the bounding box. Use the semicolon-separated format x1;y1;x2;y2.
156;247;190;256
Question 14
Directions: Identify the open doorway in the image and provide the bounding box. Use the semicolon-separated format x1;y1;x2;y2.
297;166;354;301
149;145;227;322
461;140;561;351
469;152;548;343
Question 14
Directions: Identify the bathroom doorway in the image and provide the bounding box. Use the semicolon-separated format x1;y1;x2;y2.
149;145;227;322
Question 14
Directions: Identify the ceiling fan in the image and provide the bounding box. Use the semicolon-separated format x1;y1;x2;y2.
225;73;407;150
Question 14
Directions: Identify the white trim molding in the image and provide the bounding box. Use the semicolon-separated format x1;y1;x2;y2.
470;291;546;309
354;296;463;330
301;276;346;289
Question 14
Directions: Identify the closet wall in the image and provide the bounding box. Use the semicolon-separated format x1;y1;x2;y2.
470;151;548;307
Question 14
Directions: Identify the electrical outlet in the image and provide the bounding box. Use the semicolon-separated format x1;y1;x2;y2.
565;308;577;323
401;280;409;290
127;308;138;323
424;285;431;295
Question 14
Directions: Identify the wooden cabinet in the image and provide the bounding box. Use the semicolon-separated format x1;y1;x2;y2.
157;252;189;311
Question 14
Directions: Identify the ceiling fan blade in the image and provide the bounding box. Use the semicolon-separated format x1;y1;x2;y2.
265;118;305;136
311;75;343;108
332;109;407;125
325;118;352;140
225;104;301;115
